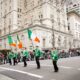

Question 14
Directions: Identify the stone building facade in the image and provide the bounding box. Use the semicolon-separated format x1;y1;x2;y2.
0;0;72;51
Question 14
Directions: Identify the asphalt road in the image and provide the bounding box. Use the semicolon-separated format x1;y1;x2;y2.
0;56;80;80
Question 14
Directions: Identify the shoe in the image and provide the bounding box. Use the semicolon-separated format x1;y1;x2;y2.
37;67;40;69
54;70;58;72
24;65;27;67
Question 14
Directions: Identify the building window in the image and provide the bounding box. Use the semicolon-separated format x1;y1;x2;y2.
24;0;28;8
9;25;11;33
9;6;11;10
68;23;70;30
5;9;7;14
76;32;78;37
64;37;66;48
18;8;22;12
73;4;77;7
1;13;2;17
79;33;80;38
56;0;59;4
31;1;34;7
4;27;6;34
63;20;65;26
18;14;19;18
18;8;19;12
57;17;60;25
18;14;21;18
10;0;11;3
0;30;2;35
67;17;68;20
50;14;54;19
20;9;22;12
38;0;43;4
50;0;53;3
5;3;7;6
43;38;45;47
58;36;61;47
9;18;11;24
75;23;77;27
39;13;43;19
68;25;70;30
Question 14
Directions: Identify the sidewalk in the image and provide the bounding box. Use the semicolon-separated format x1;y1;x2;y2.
0;74;15;80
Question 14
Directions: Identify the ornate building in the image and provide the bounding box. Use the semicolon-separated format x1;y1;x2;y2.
67;0;80;48
67;0;80;15
67;11;80;48
0;0;72;51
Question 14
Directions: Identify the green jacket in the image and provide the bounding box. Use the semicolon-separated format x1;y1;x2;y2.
34;48;42;57
13;53;18;59
8;52;13;59
51;50;58;61
22;50;29;58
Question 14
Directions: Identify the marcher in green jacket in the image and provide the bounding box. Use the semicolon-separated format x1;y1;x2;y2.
23;50;29;58
8;51;13;65
8;52;13;59
34;46;42;69
22;47;29;67
51;47;59;72
13;52;18;66
34;48;41;57
13;53;18;59
51;49;58;61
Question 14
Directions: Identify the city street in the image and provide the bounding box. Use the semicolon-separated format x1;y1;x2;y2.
0;57;80;80
0;0;80;80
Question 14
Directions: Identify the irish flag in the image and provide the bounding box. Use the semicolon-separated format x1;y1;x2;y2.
27;29;32;40
34;36;40;43
17;35;23;49
8;35;16;47
27;29;40;43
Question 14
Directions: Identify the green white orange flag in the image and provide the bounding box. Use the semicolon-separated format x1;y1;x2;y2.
8;35;13;45
27;29;32;40
17;35;23;49
8;35;16;47
34;36;40;43
27;29;40;43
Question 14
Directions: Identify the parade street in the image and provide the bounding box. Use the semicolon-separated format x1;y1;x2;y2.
0;57;80;80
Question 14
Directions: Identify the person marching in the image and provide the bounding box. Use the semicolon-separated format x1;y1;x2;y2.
22;47;29;67
8;51;13;65
51;47;59;72
13;50;18;66
34;46;42;69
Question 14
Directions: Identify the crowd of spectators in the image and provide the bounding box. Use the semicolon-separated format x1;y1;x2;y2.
0;48;80;65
